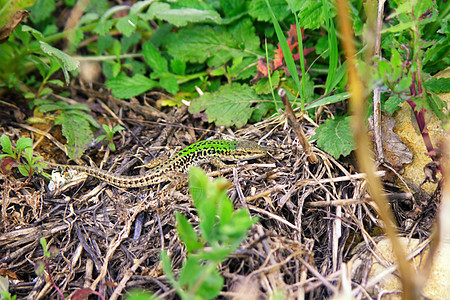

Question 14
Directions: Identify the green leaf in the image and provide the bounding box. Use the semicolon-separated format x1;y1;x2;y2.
30;0;54;23
424;78;450;93
220;0;247;18
17;164;31;177
249;0;290;22
383;94;403;114
161;251;186;298
0;135;13;155
220;209;254;242
94;19;114;35
189;83;256;128
228;17;260;52
176;212;203;252
381;21;416;33
166;25;253;68
56;113;93;159
39;41;80;84
254;70;281;94
314;116;355;158
296;0;326;30
194;267;223;299
105;73;157;99
15;137;32;157
390;49;403;82
147;2;221;26
170;58;186;75
142;42;168;74
179;260;223;299
395;76;412;92
189;168;217;241
115;13;137;37
427;92;446;120
159;73;179;94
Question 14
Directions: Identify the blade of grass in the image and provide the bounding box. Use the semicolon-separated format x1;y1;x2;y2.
264;0;304;111
322;0;339;93
264;37;278;110
286;0;306;108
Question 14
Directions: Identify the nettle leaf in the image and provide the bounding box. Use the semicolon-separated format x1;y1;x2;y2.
383;94;403;114
142;42;168;74
30;0;54;23
115;13;137;37
94;19;114;35
55;113;93;159
159;73;179;95
424;78;450;93
254;70;281;94
147;2;221;26
228;17;260;52
295;1;326;30
166;25;253;68
39;41;80;84
249;0;290;22
106;73;157;99
189;83;258;128
314;116;355;159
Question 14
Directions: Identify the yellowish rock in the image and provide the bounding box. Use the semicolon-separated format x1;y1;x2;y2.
393;67;449;194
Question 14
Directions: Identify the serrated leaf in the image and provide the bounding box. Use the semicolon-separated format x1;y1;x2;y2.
57;113;93;159
383;94;403;114
424;78;450;93
296;0;326;30
66;110;100;128
105;73;157;99
115;13;137;37
228;17;260;52
142;42;168;74
39;42;79;71
249;0;290;22
314;116;355;158
166;26;253;68
30;0;54;23
147;2;221;26
39;41;80;84
395;76;412;92
189;83;256;127
254;70;281;94
94;19;114;35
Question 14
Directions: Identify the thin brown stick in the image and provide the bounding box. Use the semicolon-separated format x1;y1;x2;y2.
372;0;387;162
278;88;318;163
335;0;419;298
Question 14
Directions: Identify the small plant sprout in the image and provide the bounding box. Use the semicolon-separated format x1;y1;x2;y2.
0;135;45;177
96;124;125;152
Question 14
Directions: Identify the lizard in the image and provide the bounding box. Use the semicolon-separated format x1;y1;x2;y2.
46;139;268;188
